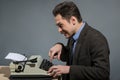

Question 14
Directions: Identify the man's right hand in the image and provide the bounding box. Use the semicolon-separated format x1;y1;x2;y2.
48;44;62;62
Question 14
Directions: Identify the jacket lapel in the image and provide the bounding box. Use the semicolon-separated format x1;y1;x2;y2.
72;23;90;64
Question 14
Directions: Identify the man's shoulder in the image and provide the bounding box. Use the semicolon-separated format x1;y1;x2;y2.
82;23;107;41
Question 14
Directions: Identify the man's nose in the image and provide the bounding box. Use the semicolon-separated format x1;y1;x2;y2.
58;27;62;33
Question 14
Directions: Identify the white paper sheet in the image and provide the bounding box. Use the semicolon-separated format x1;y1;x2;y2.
5;52;27;61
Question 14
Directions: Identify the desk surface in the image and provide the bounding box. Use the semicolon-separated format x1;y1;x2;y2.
0;66;10;80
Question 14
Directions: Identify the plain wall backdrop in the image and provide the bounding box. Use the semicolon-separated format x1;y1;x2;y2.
0;0;120;80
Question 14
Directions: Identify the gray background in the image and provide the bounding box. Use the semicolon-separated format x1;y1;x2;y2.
0;0;120;80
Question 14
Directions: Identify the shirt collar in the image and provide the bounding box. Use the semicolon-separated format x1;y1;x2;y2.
73;21;85;41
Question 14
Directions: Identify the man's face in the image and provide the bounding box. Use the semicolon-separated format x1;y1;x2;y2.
55;14;75;39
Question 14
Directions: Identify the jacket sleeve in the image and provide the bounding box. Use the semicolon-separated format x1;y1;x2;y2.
55;42;69;62
69;33;110;80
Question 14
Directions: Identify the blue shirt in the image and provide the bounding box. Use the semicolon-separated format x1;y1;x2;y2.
72;22;85;53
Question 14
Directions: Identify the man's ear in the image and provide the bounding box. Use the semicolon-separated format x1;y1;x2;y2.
70;16;77;25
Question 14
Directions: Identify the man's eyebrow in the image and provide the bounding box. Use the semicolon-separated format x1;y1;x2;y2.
56;22;62;26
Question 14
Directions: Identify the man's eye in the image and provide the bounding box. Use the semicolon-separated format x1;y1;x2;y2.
56;23;63;28
59;25;62;28
58;24;63;28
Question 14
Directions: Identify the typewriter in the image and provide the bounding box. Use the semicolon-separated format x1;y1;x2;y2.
9;55;55;80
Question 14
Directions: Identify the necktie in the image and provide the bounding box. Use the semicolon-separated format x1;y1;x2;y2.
69;38;75;65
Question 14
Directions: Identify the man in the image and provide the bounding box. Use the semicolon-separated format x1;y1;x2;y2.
48;1;110;80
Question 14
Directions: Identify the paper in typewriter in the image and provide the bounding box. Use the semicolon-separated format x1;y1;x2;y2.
5;52;27;61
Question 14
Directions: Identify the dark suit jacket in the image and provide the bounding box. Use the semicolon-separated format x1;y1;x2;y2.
60;23;110;80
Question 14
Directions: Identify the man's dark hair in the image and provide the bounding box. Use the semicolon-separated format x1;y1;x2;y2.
53;1;82;22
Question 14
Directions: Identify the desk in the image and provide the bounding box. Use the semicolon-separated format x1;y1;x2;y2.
0;66;10;80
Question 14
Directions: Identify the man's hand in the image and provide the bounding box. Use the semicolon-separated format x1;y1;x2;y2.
48;65;70;78
48;44;62;61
